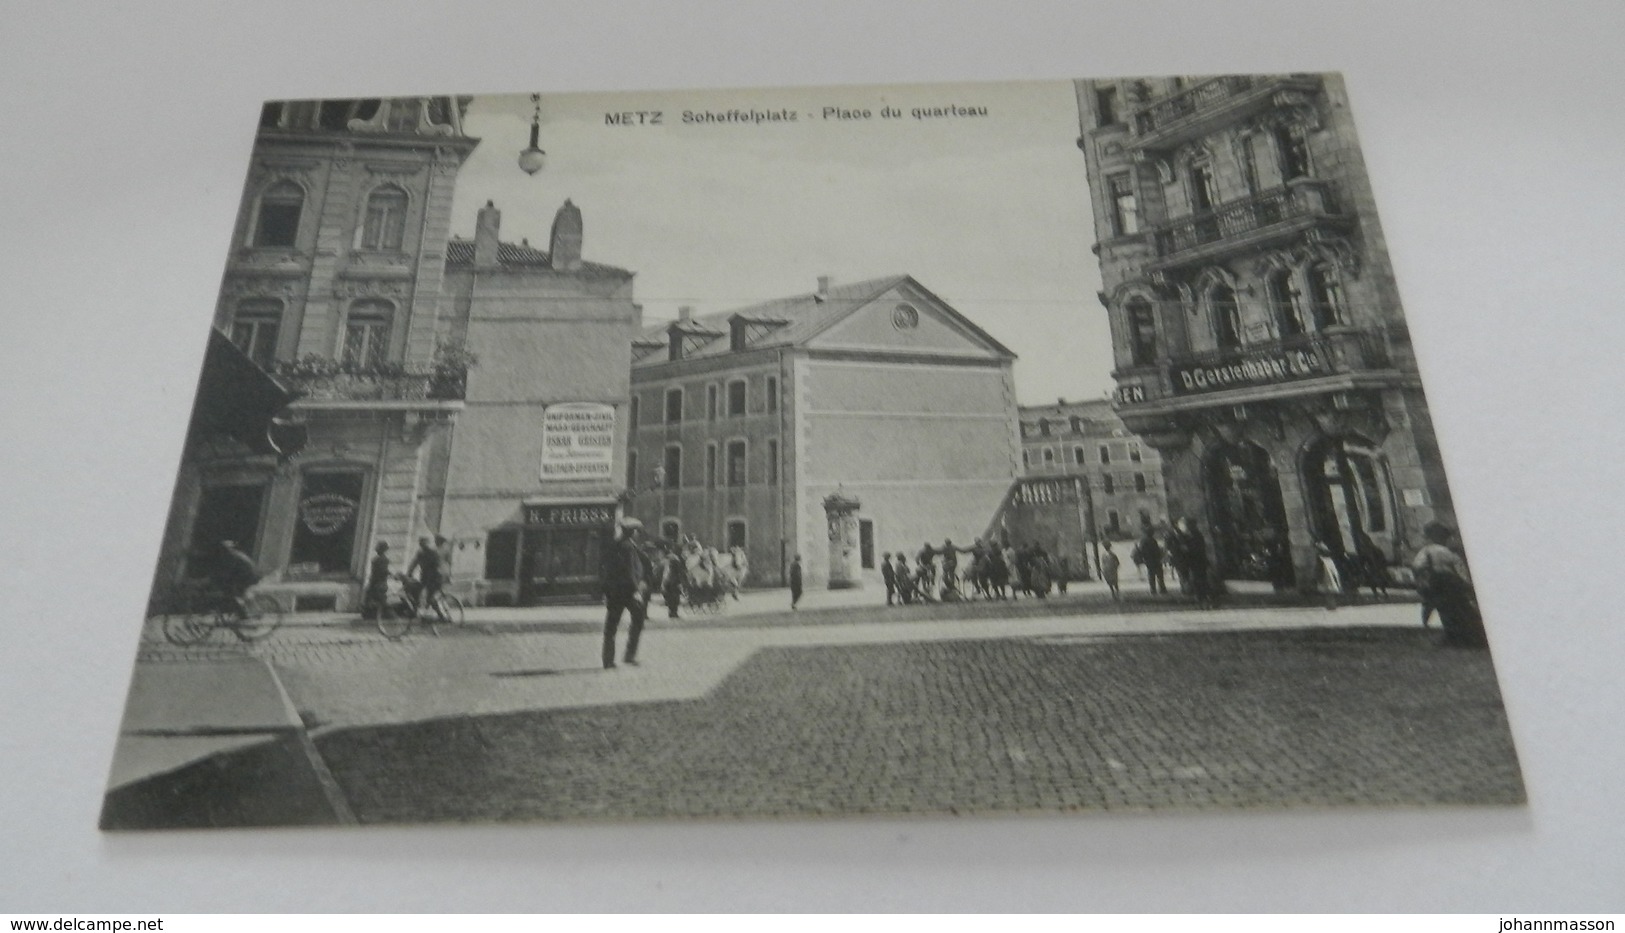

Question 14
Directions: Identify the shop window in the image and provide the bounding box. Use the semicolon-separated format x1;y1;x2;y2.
288;470;366;576
726;520;747;552
230;299;282;369
186;482;268;579
254;180;304;248
1108;173;1140;236
727;379;747;417
1126;298;1157;366
359;185;409;251
1307;262;1347;329
665;388;683;423
727;439;747;486
662;445;681;488
485;528;520;581
342;300;393;369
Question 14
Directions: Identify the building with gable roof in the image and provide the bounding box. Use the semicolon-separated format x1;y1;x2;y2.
625;275;1021;588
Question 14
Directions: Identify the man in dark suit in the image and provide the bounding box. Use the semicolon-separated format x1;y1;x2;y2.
880;552;896;606
601;518;653;669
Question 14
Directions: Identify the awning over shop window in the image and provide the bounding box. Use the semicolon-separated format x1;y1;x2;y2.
188;328;306;458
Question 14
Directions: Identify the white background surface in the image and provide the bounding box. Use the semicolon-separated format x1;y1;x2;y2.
2;0;1622;913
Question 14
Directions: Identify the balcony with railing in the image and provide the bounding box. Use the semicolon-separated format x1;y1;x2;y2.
1128;74;1321;150
275;358;468;407
1148;180;1351;270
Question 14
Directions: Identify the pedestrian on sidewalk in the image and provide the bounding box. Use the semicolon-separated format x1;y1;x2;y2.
789;553;804;610
363;541;391;620
661;546;686;620
1314;539;1343;611
1136;526;1165;595
1177;518;1213;609
880;552;896;606
600;518;652;669
1100;541;1121;602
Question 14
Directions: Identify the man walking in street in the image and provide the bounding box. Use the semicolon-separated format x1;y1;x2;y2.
1136;525;1165;596
789;554;804;610
1100;540;1122;602
880;552;896;606
601;518;653;669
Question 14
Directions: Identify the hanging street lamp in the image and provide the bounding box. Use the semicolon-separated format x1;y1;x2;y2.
517;93;547;175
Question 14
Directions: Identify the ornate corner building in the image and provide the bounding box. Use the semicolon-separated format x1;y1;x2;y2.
1074;73;1457;585
154;97;639;610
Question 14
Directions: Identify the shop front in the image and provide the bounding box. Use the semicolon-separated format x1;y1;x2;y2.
515;500;617;604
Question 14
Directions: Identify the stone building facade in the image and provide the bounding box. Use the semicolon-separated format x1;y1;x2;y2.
1075;73;1458;586
1018;398;1168;540
624;276;1020;588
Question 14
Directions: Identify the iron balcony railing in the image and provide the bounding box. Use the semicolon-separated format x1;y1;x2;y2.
276;365;467;402
1132;75;1260;136
1152;181;1342;260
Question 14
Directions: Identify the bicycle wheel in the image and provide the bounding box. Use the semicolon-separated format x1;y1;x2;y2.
376;602;412;640
431;592;465;627
161;608;214;646
234;593;285;642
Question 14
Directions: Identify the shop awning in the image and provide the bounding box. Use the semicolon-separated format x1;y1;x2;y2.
187;329;306;458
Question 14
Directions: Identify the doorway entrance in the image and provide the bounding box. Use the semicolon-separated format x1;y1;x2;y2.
1203;442;1291;582
515;500;617;603
1303;436;1395;563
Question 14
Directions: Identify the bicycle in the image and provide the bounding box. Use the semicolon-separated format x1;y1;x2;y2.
161;586;286;646
372;573;465;639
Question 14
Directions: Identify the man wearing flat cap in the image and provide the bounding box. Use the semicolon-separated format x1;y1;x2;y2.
600;516;653;669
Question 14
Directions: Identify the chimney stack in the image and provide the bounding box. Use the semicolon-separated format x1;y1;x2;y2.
475;200;501;267
549;198;583;271
816;275;832;297
677;305;693;324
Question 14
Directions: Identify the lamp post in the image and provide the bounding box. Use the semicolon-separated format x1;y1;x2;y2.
517;93;546;176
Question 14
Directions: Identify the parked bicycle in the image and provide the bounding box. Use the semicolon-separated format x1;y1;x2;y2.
160;585;285;646
368;573;465;639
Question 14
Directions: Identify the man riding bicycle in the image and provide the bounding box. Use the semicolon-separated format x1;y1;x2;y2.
211;539;261;619
407;536;447;621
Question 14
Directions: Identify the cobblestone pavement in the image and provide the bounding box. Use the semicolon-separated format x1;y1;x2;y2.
314;626;1523;824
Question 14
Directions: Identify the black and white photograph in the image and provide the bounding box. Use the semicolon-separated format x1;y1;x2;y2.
97;75;1524;830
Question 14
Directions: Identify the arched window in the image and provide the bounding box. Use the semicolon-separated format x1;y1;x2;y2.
1269;268;1306;338
254;180;304;248
1211;284;1242;349
1126;297;1157;366
230;299;282;369
1307;262;1347;329
341;300;393;369
360;185;409;251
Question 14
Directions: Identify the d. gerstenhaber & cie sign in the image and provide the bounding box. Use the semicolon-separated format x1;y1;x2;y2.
540;402;615;481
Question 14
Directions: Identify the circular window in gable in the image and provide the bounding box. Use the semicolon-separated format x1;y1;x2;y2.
892;303;920;330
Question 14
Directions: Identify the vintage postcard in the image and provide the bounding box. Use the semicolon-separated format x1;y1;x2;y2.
102;75;1523;829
